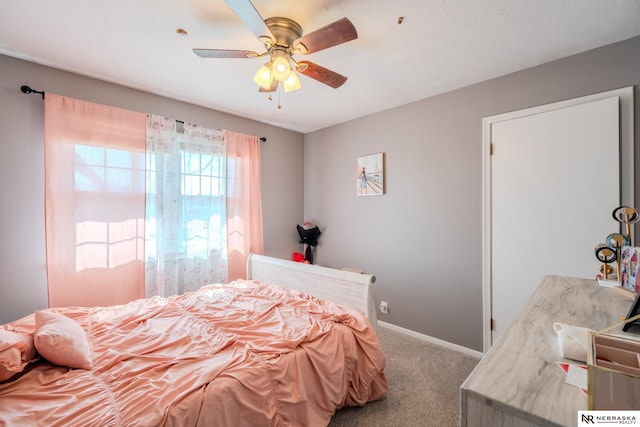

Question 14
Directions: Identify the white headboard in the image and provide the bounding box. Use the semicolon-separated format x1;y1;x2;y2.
246;254;378;328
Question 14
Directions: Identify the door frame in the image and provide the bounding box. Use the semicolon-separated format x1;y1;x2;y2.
481;87;634;352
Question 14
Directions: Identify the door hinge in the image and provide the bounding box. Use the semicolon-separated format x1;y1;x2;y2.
490;318;496;331
490;143;495;156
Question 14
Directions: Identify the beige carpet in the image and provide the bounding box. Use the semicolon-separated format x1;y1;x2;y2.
329;325;480;427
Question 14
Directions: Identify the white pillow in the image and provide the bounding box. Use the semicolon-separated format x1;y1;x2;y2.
34;311;93;370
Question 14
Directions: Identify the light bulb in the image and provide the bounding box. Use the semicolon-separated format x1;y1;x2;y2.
283;70;301;92
253;64;272;90
271;54;291;82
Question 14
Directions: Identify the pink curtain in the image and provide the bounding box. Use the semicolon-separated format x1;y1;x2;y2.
44;94;147;307
226;131;264;281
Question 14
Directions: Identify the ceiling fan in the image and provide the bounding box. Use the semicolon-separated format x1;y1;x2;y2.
193;0;358;94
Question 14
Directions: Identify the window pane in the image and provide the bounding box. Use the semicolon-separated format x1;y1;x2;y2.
211;176;222;196
183;152;200;174
182;175;200;196
200;176;212;196
76;145;104;166
107;148;133;168
76;145;145;193
75;166;104;191
200;155;213;176
106;168;134;192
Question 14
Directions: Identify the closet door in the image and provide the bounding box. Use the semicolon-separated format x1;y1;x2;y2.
487;94;622;346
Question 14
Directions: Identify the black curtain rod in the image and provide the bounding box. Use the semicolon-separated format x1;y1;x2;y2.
20;85;267;142
20;85;44;99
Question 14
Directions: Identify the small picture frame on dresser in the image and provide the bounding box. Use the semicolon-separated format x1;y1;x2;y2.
619;246;640;293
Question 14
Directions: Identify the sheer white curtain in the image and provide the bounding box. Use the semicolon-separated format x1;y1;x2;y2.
145;115;228;297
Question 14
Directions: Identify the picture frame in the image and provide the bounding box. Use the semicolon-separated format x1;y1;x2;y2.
619;246;640;293
357;152;384;196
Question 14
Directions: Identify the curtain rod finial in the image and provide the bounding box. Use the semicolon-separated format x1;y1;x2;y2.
20;85;45;99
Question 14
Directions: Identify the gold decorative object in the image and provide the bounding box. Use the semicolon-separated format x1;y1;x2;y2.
600;264;614;277
595;206;638;283
612;206;640;246
595;243;617;280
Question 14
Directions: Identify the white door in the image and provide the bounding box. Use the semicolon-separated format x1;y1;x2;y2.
483;88;634;350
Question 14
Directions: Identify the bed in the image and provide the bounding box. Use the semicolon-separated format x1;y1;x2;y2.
0;254;387;426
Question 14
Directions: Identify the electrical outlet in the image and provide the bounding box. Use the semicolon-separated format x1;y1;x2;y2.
379;301;388;314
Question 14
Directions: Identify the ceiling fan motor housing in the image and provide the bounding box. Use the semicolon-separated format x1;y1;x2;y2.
264;17;306;53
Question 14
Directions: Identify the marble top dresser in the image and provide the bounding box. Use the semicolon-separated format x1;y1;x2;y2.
460;275;635;427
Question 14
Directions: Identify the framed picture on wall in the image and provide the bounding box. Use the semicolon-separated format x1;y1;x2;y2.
357;153;384;196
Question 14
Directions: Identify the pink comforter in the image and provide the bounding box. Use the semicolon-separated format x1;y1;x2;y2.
0;280;387;426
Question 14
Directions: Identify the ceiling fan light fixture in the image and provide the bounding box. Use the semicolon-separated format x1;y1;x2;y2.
271;51;291;81
283;70;301;92
253;63;272;90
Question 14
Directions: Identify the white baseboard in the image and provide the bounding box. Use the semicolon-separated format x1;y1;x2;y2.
378;321;483;359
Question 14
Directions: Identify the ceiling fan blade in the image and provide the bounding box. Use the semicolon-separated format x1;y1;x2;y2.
297;61;348;89
193;49;258;59
224;0;274;41
258;80;279;93
294;18;357;54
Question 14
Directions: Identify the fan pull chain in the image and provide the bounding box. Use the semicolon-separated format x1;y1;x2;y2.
264;83;283;109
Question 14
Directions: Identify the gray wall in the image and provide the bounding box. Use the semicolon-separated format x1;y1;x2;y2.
2;36;640;351
304;35;640;351
0;54;304;324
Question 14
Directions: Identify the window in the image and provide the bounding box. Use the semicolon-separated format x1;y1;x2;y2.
74;144;145;271
180;147;226;260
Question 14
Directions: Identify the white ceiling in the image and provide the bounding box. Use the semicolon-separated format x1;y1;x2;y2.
2;0;640;134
